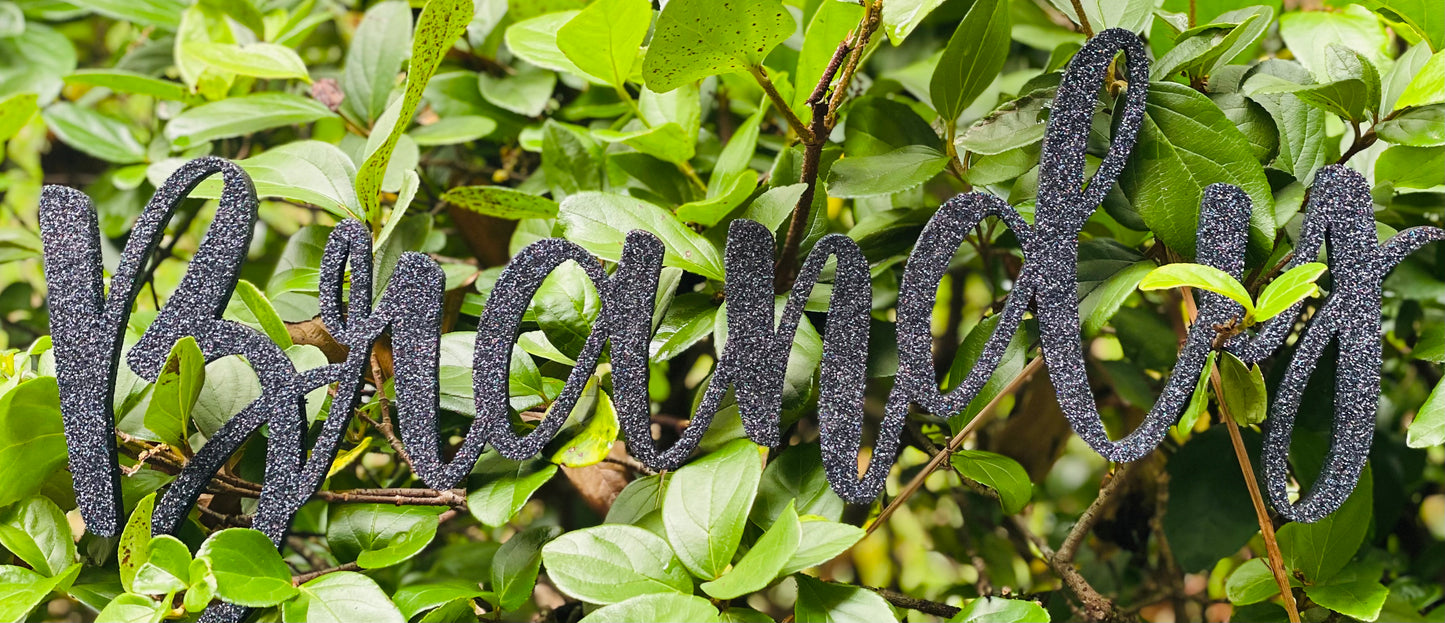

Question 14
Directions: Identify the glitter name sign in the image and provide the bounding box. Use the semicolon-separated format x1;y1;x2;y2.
36;29;1443;622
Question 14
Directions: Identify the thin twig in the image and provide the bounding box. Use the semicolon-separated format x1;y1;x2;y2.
869;587;962;618
1070;0;1095;37
747;65;813;143
1181;288;1301;623
866;356;1046;536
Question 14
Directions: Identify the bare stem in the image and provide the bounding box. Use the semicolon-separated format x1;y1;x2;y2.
1070;0;1095;37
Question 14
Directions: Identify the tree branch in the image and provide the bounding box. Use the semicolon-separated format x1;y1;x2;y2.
869;587;962;618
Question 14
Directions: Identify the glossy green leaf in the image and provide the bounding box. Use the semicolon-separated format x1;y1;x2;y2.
282;571;405;623
663;439;764;579
465;454;558;527
479;62;557;116
1118;82;1275;263
1254;262;1327;321
0;495;75;577
794;574;899;623
196;528;297;607
950;596;1051;622
642;0;794;93
164;93;334;148
94;592;168;623
579;593;721;623
504;11;602;85
0;377;66;507
341;0;413;126
409;115;497;145
131;535;191;595
557;0;650;87
779;518;864;576
327;504;445;569
541;524;693;604
1218;351;1266;426
185;42;311;82
142;336;204;448
64;70;195;103
154;140;363;220
492;526;558;611
558;192;725;280
1139;263;1254;314
117;493;156;594
701;501;801;599
1406;377;1444;448
1394;51;1445;110
1277;466;1373;582
234;280;293;348
1376;145;1445;189
930;0;1010;123
951;449;1033;514
1374;104;1445;146
825;145;950;198
69;0;184;30
42;102;145;164
880;0;949;44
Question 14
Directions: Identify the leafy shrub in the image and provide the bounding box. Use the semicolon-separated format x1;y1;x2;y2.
0;0;1441;622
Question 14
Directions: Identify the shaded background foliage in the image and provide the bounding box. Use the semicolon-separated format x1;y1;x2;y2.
0;0;1442;622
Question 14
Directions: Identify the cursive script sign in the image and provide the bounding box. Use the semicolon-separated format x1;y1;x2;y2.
36;28;1442;623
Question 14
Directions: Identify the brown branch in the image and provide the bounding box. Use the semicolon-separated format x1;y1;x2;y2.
1181;288;1301;623
869;587;962;618
774;0;883;293
1069;0;1095;37
866;355;1046;537
292;561;359;585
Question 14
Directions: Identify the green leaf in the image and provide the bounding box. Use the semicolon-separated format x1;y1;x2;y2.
131;535;191;595
465;454;558;527
1076;240;1155;336
479;62;557;117
550;387;618;468
327;504;445;569
68;0;184;30
1394;51;1445;110
1218;351;1266;426
956;88;1051;156
357;0;474;223
0;496;75;577
826;145;950;198
1406;377;1444;448
391;581;488;620
880;0;949;44
779;519;864;576
443;186;559;220
118;493;156;594
341;0;413;126
950;596;1051;622
1357;0;1444;51
410;115;497;145
701;501;801;599
491;526;558;611
1139;263;1254;314
557;0;650;87
542;119;604;196
1153;11;1268;81
593;122;696;163
951;450;1033;514
642;0;794;93
676;170;755;226
579;593;721;623
1245;60;1329;184
196;528;297;607
930;0;1010;123
752;443;845;527
0;377;66;507
185;42;311;82
63;70;195;103
42;102;145;164
1138;261;1254;312
1374;104;1445;146
155;140;363;220
94;593;168;623
558;192;725;281
163;93;334;148
532;259;601;359
282;572;405;623
1277;466;1373;582
1278;5;1391;79
235;280;293;348
0;92;37;144
1046;0;1153;33
845;96;942;157
1375;145;1445;189
650;293;719;363
944;314;1031;431
794;574;899;623
143;336;205;448
1254;262;1327;321
1304;563;1389;622
0;564;77;622
541;524;693;604
1176;351;1217;435
663;439;764;579
1225;558;1283;605
1118;83;1275;263
504;11;602;85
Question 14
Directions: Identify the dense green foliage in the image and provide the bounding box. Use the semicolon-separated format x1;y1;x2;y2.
0;0;1442;622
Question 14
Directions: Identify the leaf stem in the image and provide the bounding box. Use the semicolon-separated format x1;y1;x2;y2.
747;65;813;144
1069;0;1095;37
